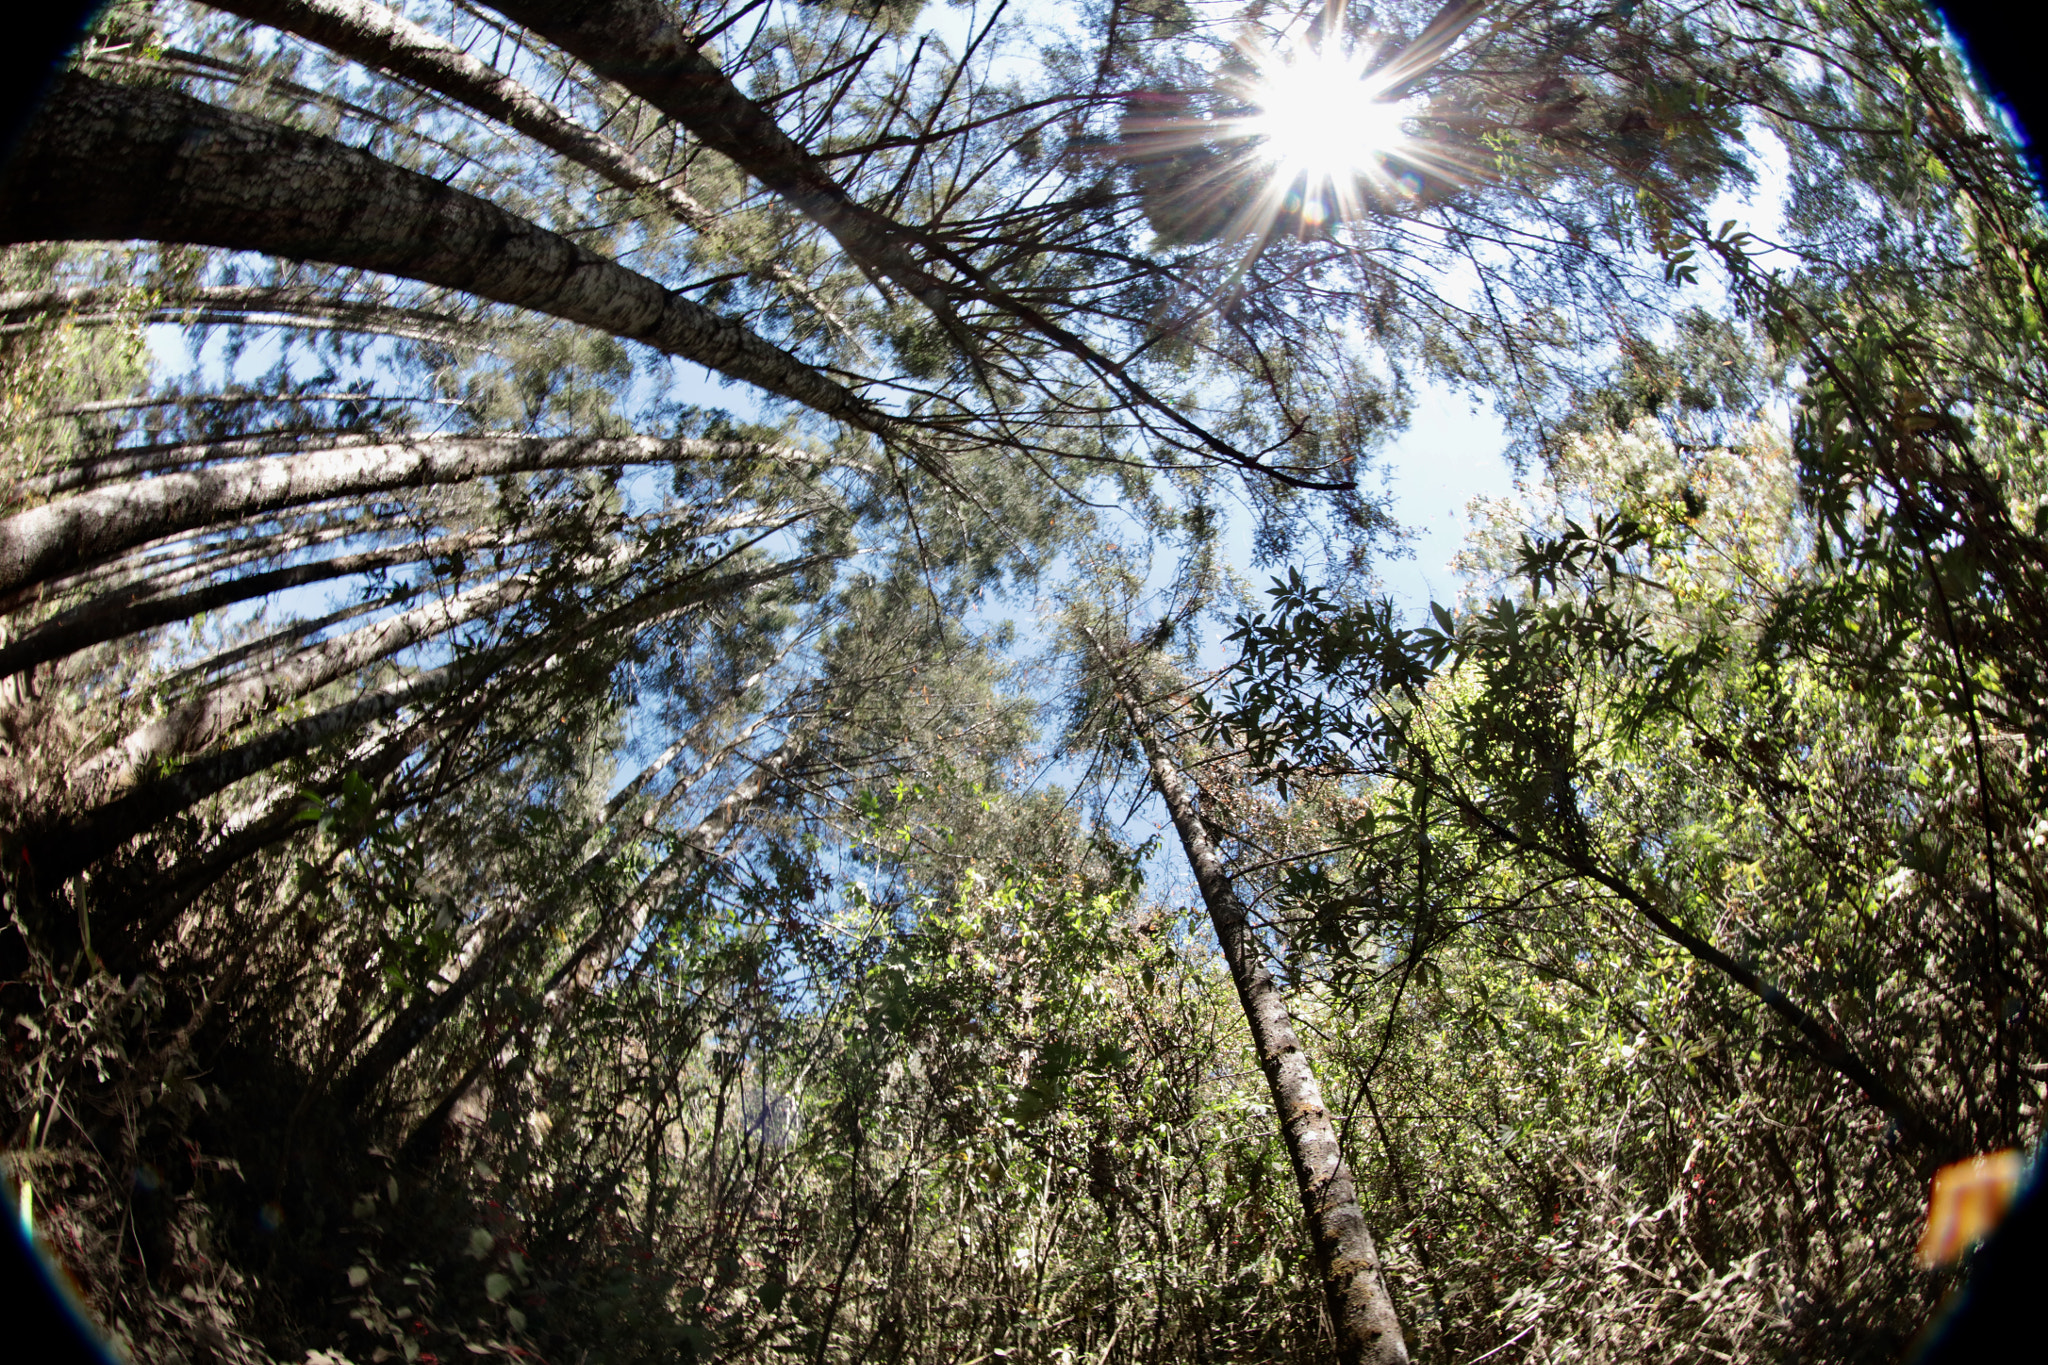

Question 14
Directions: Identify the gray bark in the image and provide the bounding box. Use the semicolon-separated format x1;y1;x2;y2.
2;518;376;620
1097;642;1408;1365
156;583;417;691
101;710;443;970
0;498;805;679
336;728;797;1116
0;432;787;598
486;0;957;317
202;0;871;335
394;710;788;1158
209;0;717;232
550;729;799;1003
31;656;471;887
482;0;1285;483
58;547;834;853
43;389;465;422
19;430;392;500
0;529;501;680
0;73;886;432
181;0;853;333
0;282;487;348
72;568;542;801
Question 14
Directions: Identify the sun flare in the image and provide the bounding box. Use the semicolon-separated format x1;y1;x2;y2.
1116;16;1464;244
1243;46;1413;189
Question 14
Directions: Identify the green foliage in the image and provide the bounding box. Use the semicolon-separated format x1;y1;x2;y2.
1207;392;2047;1355
6;2;2046;1362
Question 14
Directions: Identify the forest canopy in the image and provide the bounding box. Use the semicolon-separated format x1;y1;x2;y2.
1;1;2043;1362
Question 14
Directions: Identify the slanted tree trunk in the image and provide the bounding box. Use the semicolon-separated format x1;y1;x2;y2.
394;725;796;1159
0;495;815;679
41;549;839;881
94;659;516;970
15;429;394;500
487;0;954;312
0;282;485;348
0;528;503;680
29;654;474;886
212;0;718;231
72;568;543;800
0;432;784;597
1094;638;1408;1365
0;73;883;431
331;729;797;1117
152;1;850;330
70;534;832;801
552;729;801;1004
484;0;1293;482
2;516;378;619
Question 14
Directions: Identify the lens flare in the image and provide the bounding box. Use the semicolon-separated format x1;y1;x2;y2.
1244;45;1413;187
1110;5;1478;261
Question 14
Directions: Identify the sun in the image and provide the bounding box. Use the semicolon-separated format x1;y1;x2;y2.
1114;12;1465;245
1242;44;1414;192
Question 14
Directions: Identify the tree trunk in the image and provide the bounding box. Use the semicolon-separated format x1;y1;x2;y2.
47;549;837;877
0;282;485;349
70;534;815;798
212;0;717;231
399;723;803;1155
71;568;542;800
100;672;498;970
550;731;800;1004
484;0;1287;483
1;517;374;619
330;731;795;1117
1099;647;1408;1365
0;73;883;432
487;0;954;314
14;430;392;502
0;432;783;597
0;528;503;680
29;655;472;887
